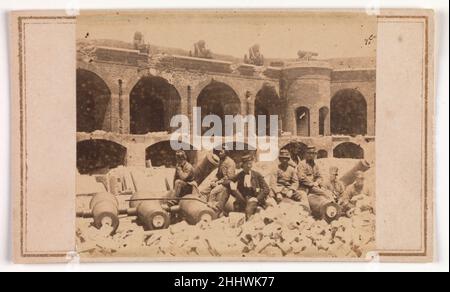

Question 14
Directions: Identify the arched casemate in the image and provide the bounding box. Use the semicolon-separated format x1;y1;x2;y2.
129;76;181;135
76;69;112;133
331;89;367;136
77;139;127;175
255;84;281;136
196;80;241;135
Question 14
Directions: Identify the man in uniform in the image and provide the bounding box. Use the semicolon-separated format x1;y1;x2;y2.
201;148;237;213
230;154;270;219
271;149;300;203
298;146;334;212
173;150;196;198
322;166;345;202
340;171;373;213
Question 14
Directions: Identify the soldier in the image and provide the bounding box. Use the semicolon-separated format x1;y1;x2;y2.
230;154;270;219
322;166;345;202
339;171;373;213
298;146;334;211
173;150;196;198
201;148;237;212
271;149;300;203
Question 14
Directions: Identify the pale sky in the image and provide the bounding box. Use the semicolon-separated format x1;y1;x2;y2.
78;11;377;59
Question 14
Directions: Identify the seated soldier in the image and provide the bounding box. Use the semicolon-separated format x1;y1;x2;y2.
298;146;334;212
173;150;196;198
229;154;270;219
322;166;345;202
271;149;300;203
201;149;236;213
339;171;373;213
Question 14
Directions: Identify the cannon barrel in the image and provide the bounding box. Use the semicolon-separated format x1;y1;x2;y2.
339;159;371;186
87;192;120;234
308;194;341;223
130;193;171;231
194;153;220;185
178;194;218;225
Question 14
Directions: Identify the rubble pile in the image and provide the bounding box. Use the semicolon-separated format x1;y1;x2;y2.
76;198;375;259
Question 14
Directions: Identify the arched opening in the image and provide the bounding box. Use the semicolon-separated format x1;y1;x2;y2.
255;84;280;136
77;139;126;175
319;106;329;136
331;89;367;136
281;142;308;164
77;69;112;132
146;141;197;168
215;142;257;167
317;149;328;159
333;142;364;159
197;81;241;135
296;107;310;136
130;76;181;134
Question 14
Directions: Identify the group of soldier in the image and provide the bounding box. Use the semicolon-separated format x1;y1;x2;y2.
171;145;371;220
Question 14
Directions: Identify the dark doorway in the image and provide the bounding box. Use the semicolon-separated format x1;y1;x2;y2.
197;81;241;135
77;139;126;175
77;69;112;132
333;142;364;159
319;106;329;136
331;89;367;136
255;84;280;136
281;142;308;164
146;141;197;168
296;107;310;136
130;76;181;134
215;142;257;167
317;149;328;159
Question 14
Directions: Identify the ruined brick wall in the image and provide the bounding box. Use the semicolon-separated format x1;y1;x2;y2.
76;46;376;169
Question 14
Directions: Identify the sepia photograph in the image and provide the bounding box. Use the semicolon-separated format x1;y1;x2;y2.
74;11;377;260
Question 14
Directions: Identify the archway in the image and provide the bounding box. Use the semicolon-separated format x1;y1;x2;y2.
319;106;329;136
215;142;257;166
76;69;112;132
146;141;197;168
255;84;280;136
296;107;310;137
197;81;241;135
77;139;127;175
130;76;181;134
317;149;328;159
281;142;308;164
331;89;367;136
333;142;364;159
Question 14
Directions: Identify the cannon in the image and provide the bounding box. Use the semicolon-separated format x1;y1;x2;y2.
194;152;220;185
76;152;221;233
178;194;218;225
76;192;121;235
129;192;171;231
308;194;341;223
339;159;371;186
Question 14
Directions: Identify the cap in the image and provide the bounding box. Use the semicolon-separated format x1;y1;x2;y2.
306;146;317;153
241;154;254;163
279;149;291;159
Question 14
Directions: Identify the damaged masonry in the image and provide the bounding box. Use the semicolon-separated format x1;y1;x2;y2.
76;26;376;259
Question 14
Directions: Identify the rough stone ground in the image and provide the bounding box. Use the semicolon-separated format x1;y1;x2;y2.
76;158;375;259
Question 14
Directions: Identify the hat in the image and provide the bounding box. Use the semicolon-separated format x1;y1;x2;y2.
279;149;291;159
306;146;317;153
241;154;254;163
